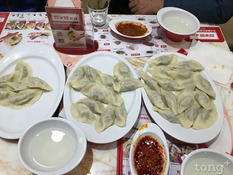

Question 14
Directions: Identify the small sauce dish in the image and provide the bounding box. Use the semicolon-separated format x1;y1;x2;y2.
181;148;233;175
129;123;169;175
18;118;87;175
157;7;200;42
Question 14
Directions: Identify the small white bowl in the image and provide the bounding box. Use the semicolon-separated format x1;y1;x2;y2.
157;7;200;42
181;148;233;175
129;123;169;175
18;118;87;175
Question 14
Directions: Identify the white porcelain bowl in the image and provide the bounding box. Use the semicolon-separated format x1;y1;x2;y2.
157;7;200;42
181;148;233;175
18;118;87;175
129;123;169;175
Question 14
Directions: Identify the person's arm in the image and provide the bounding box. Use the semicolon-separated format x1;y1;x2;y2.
164;0;233;24
128;0;233;24
129;0;164;14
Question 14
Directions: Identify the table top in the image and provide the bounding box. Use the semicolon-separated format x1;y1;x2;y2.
0;12;233;175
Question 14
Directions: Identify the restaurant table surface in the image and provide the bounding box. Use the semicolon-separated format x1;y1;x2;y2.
0;13;233;175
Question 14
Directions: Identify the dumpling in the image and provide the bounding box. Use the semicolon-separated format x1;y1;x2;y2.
114;102;127;127
192;105;217;130
195;89;212;110
81;82;123;106
0;73;14;85
70;102;96;125
148;65;171;79
171;60;204;71
152;106;180;124
182;81;196;91
153;76;184;91
162;90;178;115
78;97;105;114
113;60;131;78
193;72;216;98
94;105;116;133
13;60;33;81
67;66;84;88
148;54;178;66
23;76;53;91
177;89;195;114
144;85;166;109
0;82;27;92
82;65;101;83
167;68;193;80
4;89;43;109
180;102;200;129
138;71;160;93
0;88;14;101
118;77;143;92
71;78;93;91
98;72;121;92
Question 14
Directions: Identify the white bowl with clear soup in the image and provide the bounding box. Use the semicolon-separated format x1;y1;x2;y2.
157;7;200;42
18;118;87;175
181;148;233;175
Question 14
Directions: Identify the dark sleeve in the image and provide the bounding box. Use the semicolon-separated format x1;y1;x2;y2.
108;0;133;14
0;0;47;12
164;0;233;24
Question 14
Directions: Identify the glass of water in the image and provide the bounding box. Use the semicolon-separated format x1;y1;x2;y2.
87;0;109;27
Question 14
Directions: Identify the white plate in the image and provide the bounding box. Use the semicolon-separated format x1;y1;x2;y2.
0;43;65;139
109;19;152;39
129;123;169;175
142;52;224;144
63;51;141;144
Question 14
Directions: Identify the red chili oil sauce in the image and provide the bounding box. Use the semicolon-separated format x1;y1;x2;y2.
116;21;147;37
134;135;165;175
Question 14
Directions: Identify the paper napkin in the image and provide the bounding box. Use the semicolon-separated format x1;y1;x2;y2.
188;41;233;85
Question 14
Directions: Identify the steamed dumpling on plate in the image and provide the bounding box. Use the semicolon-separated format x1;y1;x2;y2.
81;82;123;106
171;60;204;71
118;77;143;92
193;72;216;99
192;105;218;130
114;102;127;127
70;102;96;125
148;54;178;66
113;60;131;78
0;59;53;109
94;105;116;133
2;89;43;109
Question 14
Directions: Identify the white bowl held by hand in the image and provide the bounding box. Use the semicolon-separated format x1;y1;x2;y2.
18;118;87;175
157;7;200;42
181;148;233;175
129;123;169;175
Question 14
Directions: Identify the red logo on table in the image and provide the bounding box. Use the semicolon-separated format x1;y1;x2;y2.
186;27;224;42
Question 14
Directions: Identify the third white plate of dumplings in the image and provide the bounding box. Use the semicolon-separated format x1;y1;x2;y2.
141;52;224;144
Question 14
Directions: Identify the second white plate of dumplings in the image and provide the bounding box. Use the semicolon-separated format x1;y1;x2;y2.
141;52;224;144
63;51;142;144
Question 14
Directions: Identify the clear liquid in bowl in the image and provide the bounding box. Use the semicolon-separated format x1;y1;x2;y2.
163;16;193;34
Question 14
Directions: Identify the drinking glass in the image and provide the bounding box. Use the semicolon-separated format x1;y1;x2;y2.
87;0;109;27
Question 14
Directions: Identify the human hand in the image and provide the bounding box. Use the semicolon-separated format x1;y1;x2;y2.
129;0;164;14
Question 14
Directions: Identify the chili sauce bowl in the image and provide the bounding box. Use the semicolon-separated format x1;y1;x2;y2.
181;148;233;175
18;118;87;175
157;7;200;42
129;123;169;175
